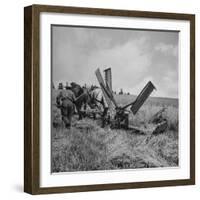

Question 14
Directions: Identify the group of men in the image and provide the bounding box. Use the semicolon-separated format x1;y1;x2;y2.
56;83;101;128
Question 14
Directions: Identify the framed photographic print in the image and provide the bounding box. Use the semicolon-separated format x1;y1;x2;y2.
24;4;195;194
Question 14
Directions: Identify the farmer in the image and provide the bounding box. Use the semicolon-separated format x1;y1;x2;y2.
56;85;75;128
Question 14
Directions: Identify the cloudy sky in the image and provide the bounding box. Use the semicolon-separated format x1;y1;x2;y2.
52;25;179;98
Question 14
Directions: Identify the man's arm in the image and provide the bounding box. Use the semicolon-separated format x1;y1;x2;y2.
56;91;62;106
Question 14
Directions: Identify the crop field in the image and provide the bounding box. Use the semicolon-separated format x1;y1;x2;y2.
51;90;178;172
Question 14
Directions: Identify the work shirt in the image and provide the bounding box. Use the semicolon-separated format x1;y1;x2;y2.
56;89;75;106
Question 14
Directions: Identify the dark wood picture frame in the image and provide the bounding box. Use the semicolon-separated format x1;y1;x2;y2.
24;4;195;195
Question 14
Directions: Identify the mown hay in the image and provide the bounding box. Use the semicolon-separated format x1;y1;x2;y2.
51;90;178;172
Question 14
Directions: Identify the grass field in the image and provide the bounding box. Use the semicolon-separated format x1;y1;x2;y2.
51;90;178;172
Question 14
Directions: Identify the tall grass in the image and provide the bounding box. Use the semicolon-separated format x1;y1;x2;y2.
52;119;108;172
129;104;178;133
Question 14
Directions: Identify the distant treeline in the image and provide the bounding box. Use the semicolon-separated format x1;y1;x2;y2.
53;82;131;95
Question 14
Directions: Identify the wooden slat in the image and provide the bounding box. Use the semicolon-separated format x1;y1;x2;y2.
104;68;112;92
95;68;117;109
131;81;156;115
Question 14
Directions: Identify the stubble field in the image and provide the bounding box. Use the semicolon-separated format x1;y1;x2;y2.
51;90;178;172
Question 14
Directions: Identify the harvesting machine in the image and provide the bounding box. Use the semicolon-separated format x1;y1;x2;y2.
95;68;167;134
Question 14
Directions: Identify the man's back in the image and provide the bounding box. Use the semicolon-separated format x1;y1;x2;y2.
57;89;75;103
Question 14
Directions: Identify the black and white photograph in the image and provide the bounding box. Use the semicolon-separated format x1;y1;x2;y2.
51;25;179;173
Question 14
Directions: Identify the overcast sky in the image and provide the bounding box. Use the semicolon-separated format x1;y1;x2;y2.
52;25;178;98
